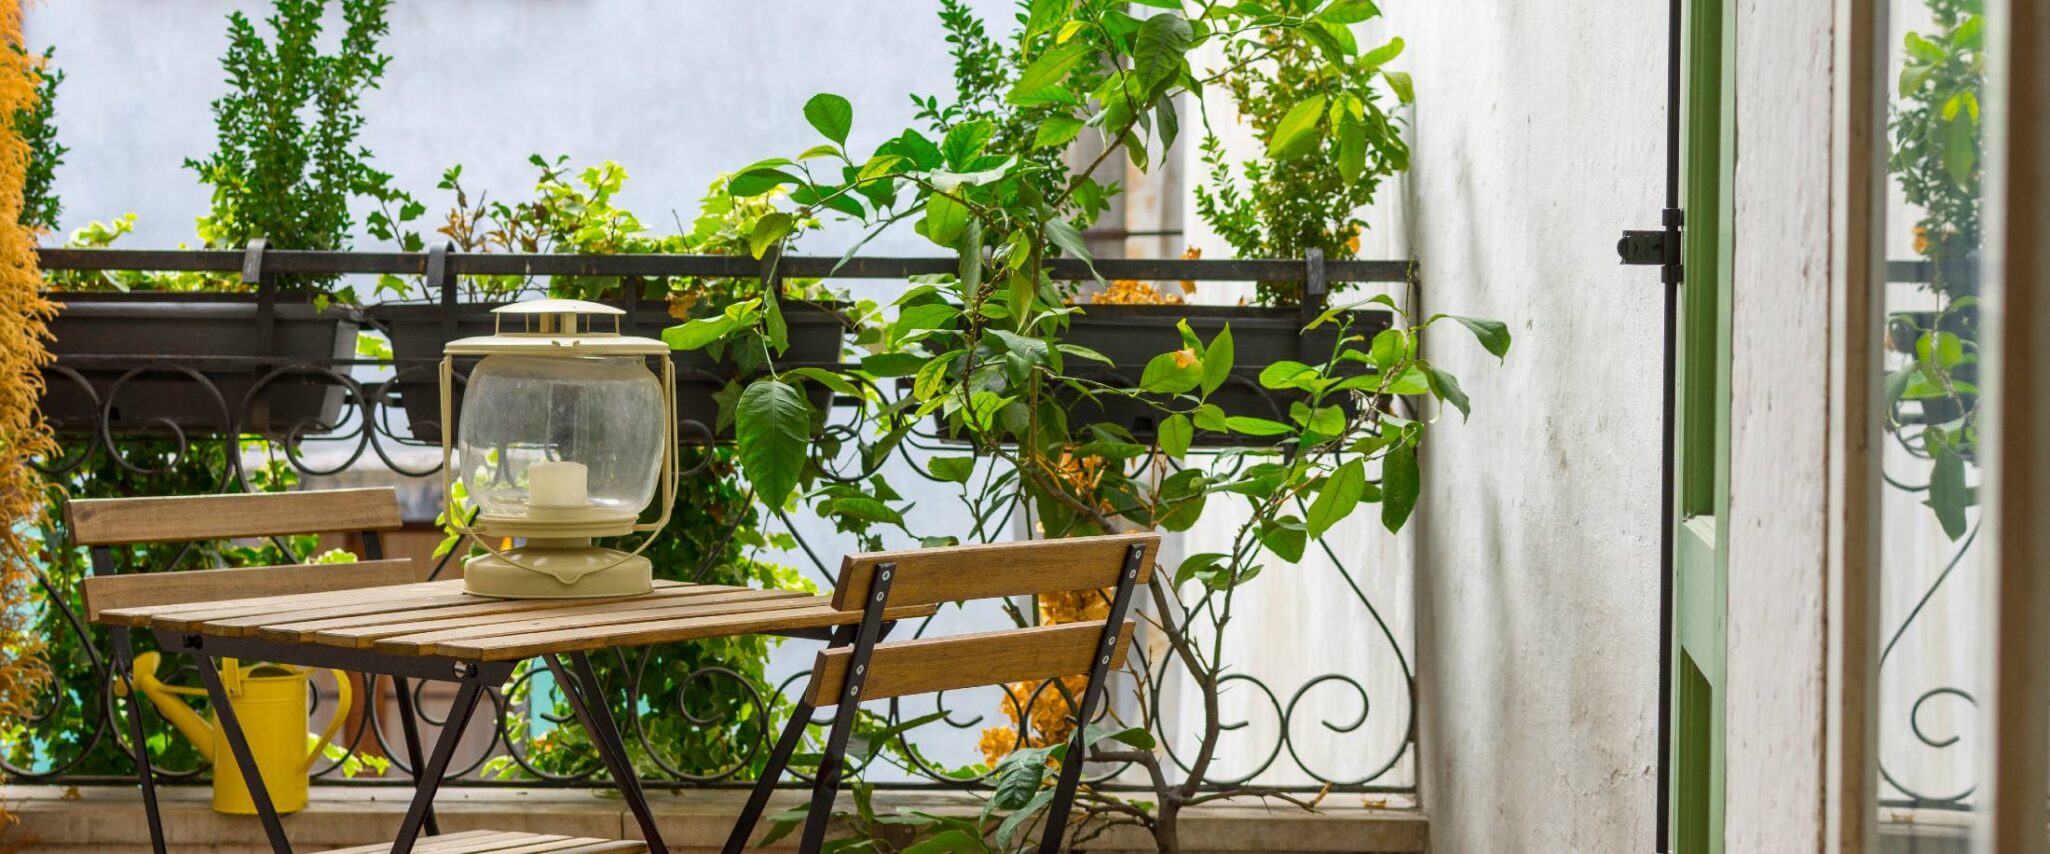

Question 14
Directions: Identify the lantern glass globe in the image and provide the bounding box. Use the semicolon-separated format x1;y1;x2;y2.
457;354;665;532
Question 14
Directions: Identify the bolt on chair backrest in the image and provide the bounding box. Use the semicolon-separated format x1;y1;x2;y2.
730;531;1159;854
73;487;417;621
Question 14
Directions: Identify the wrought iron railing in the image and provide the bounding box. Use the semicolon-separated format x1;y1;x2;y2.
23;247;1419;796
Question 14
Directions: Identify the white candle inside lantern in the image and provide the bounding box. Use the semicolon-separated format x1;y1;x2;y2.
527;460;589;508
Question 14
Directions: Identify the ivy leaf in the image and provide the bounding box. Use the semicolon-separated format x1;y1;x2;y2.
1306;458;1366;538
736;380;812;507
802;93;854;144
1381;441;1420;533
1200;324;1235;397
1267;94;1327;159
1158;413;1193;458
926;455;977;484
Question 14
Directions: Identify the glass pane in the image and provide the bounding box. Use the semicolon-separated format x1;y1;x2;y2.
1876;0;1989;848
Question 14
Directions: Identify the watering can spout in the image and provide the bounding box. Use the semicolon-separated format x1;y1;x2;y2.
126;651;217;763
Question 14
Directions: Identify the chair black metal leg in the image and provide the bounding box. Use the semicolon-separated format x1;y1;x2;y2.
110;632;167;854
389;675;440;837
1037;542;1147;853
391;680;484;854
722;701;814;854
544;654;669;854
195;651;293;854
800;567;896;854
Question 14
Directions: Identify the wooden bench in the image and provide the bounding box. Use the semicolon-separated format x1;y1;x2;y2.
724;532;1158;854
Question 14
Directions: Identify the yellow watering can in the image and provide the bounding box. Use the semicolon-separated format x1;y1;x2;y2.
124;652;353;815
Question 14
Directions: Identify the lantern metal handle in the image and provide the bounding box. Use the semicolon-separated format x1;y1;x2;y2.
437;355;679;581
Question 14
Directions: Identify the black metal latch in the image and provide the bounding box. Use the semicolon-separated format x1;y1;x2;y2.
1617;208;1684;284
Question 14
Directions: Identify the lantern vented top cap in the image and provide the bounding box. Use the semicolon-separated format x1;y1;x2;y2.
444;297;668;356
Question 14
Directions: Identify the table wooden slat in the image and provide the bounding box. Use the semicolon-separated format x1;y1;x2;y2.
363;590;823;655
93;580;461;627
251;583;754;642
434;602;937;661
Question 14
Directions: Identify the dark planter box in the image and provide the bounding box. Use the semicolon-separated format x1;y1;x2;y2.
40;293;359;436
370;300;845;444
929;304;1393;448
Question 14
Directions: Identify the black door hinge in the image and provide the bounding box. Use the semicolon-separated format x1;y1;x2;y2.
1618;208;1684;284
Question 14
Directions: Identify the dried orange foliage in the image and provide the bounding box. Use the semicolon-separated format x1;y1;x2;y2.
1082;246;1201;306
0;2;56;845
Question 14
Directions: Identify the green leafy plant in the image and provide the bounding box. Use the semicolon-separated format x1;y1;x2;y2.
185;0;419;297
1885;0;1983;539
678;2;1509;849
1193;16;1412;304
12;44;63;232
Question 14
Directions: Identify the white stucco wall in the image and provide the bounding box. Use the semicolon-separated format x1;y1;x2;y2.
1390;0;1669;849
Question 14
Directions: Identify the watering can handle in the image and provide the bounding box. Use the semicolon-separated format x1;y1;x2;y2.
302;670;355;774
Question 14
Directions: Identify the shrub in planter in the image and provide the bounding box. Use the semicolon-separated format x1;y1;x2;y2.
365;160;849;443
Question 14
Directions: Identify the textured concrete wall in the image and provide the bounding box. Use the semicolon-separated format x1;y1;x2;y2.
1394;0;1669;849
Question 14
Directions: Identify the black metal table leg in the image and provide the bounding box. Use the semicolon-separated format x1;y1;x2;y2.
391;679;484;854
389;675;440;836
543;653;669;853
110;631;167;854
194;650;294;854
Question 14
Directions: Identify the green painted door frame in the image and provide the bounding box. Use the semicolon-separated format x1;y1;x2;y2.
1669;0;1733;847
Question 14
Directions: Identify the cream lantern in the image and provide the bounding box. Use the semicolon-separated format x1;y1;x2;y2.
440;299;676;598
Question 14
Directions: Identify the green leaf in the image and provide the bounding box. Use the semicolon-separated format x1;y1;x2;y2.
1427;366;1471;421
736;380;812;506
1258;360;1321;390
1306;458;1366;538
1942;113;1977;186
1158;413;1193;458
1359;35;1405;68
1035;115;1087;149
927;455;977;484
1225;415;1293;436
1439;314;1512;359
1368;328;1406;371
803;93;854;144
1010;42;1094;104
749;212;795;259
1382;70;1414;104
1175;552;1229;587
941;121;997;170
904;830;986;854
1198;324;1235;397
860;352;926;377
1259;516;1307;562
1133;13;1194;95
1044;217;1103;283
728;167;798;198
1316;0;1380;24
788;366;860;396
990;747;1053;810
1267;94;1328;159
1926;440;1969;540
1381;441;1419;532
995;787;1058;849
1193;403;1227;432
1140;351;1203;394
661;316;737;351
923;193;971;247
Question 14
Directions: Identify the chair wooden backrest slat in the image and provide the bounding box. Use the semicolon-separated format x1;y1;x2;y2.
804;620;1135;706
67;487;404;546
81;558;424;622
829;532;1157;611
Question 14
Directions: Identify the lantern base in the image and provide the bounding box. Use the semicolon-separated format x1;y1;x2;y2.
462;546;653;599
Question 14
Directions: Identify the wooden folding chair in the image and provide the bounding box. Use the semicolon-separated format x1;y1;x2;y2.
73;487;439;854
723;531;1159;854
